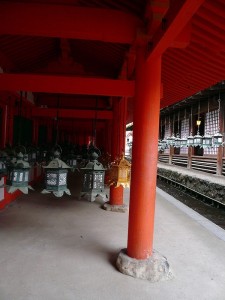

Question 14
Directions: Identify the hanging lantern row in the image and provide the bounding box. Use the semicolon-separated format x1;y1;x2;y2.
158;129;224;151
159;96;224;152
0;143;109;199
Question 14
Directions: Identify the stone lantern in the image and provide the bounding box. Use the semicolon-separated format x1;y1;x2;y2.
80;149;106;202
107;154;131;188
41;150;71;197
6;152;34;194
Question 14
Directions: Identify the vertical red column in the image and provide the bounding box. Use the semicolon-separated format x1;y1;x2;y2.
127;46;161;259
104;96;127;212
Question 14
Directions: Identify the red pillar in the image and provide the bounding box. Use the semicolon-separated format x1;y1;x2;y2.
109;97;127;207
127;46;161;259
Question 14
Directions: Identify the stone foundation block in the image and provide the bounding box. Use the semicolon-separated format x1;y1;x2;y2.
102;202;128;213
116;249;173;282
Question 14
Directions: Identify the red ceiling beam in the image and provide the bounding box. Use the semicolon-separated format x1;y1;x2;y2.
32;108;112;120
0;2;141;44
0;74;135;97
147;0;205;62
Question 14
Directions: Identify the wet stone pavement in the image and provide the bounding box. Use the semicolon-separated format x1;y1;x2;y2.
157;178;225;230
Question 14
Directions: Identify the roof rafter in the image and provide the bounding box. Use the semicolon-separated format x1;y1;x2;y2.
0;73;135;97
0;2;142;44
147;0;205;62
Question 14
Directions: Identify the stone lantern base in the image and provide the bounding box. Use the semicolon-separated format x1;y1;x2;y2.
116;249;173;282
102;202;128;213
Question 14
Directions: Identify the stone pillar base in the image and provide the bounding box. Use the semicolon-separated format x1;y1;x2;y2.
116;249;173;282
102;202;128;213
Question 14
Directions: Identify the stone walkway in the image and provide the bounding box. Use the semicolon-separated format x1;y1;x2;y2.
0;176;225;300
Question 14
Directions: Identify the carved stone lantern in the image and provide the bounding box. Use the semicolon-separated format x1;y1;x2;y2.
41;150;71;197
6;152;34;194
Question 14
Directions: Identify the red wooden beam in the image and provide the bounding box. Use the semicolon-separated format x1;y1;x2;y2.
0;74;135;97
147;0;205;61
32;108;113;120
0;2;141;44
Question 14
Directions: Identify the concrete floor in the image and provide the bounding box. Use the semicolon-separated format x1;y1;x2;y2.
0;175;225;300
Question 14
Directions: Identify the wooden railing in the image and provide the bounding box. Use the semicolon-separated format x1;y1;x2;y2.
172;155;188;167
158;154;222;175
191;156;217;174
158;154;169;164
222;158;225;176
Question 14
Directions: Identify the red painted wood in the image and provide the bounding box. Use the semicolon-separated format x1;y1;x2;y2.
148;0;205;62
0;74;135;97
109;185;124;206
127;46;161;260
32;108;113;119
0;3;141;43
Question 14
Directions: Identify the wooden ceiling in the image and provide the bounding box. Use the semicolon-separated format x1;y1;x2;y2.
0;0;224;124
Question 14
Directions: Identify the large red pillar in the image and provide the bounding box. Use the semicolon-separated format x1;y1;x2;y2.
103;97;128;212
110;97;127;205
127;46;161;259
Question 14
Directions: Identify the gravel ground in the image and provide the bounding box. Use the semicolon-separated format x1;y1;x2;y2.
157;178;225;230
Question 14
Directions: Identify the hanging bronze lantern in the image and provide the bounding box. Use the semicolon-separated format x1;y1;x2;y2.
107;154;131;188
0;151;8;177
41;150;71;197
193;132;203;147
213;131;223;147
187;132;195;147
6;152;34;194
202;132;213;148
66;149;78;171
27;146;38;164
180;136;187;148
80;148;106;202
